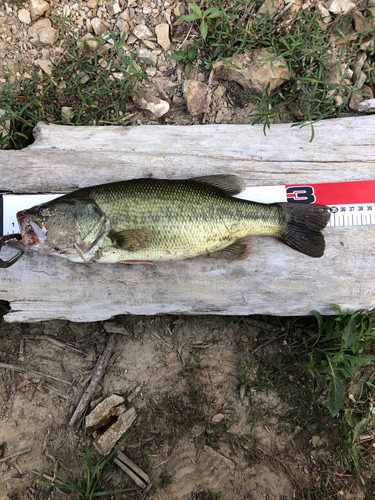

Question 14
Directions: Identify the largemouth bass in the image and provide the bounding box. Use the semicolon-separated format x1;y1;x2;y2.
14;175;330;264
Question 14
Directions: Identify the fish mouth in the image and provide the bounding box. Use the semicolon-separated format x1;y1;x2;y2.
15;211;48;251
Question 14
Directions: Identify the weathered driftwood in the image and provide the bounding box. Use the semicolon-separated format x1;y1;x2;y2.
0;116;374;322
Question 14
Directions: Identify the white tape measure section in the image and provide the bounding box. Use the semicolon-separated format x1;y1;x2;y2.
327;204;375;227
3;194;61;235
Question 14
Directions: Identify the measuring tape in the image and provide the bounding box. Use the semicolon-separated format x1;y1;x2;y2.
235;180;375;227
1;180;374;235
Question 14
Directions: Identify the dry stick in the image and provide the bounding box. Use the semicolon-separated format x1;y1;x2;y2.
0;362;71;385
25;335;86;356
202;68;215;124
69;335;115;426
0;446;32;463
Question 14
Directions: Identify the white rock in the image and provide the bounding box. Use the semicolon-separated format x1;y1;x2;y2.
326;0;355;14
61;107;75;123
137;48;157;66
79;33;99;50
105;1;122;16
133;24;152;39
36;58;53;75
91;17;107;35
29;0;49;21
115;18;129;38
357;98;375;113
155;23;170;51
174;2;185;16
134;91;170;118
28;18;58;45
213;51;290;96
87;0;98;8
316;3;331;21
18;8;31;24
184;81;211;116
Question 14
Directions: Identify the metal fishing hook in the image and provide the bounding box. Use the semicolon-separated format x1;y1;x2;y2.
0;234;25;268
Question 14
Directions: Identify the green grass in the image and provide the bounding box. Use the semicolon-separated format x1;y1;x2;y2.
0;18;148;150
40;429;135;499
174;1;375;138
239;306;375;484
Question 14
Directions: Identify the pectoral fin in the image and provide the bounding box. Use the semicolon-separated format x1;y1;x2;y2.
109;229;152;252
190;175;244;195
208;239;251;261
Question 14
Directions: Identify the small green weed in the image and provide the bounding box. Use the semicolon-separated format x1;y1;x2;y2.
0;18;148;150
178;3;223;41
41;429;134;499
171;45;198;75
308;304;375;417
190;488;222;500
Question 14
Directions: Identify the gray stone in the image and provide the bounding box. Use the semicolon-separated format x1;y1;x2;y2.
174;2;185;17
155;23;170;51
213;51;290;96
354;71;366;89
28;18;58;45
351;52;367;81
134;91;170;118
349;92;364;111
357;98;375;113
256;0;282;18
133;24;152;40
79;33;99;50
115;18;129;39
18;8;31;24
91;17;107;36
184;81;211;116
137;48;157;66
326;0;355;14
61;107;75;123
36;58;53;75
105;1;122;16
29;0;49;21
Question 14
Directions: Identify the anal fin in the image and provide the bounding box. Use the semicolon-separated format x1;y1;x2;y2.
208;239;251;261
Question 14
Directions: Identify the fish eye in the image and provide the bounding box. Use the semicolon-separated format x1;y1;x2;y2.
37;205;47;216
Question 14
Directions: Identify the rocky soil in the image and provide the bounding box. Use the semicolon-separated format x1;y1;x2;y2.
0;0;374;129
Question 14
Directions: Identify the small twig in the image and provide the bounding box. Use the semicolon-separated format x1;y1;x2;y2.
152;458;170;469
26;488;37;500
69;335;115;426
44;383;70;400
13;461;23;475
0;362;71;385
250;338;277;355
151;331;173;350
18;337;25;361
25;335;86;356
245;318;280;332
0;446;32;463
176;23;193;51
202;68;215;124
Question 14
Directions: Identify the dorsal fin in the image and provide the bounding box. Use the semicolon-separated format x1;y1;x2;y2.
190;175;244;195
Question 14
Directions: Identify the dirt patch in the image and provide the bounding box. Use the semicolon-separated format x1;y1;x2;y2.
0;315;370;500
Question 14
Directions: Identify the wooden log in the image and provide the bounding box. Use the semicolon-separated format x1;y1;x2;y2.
0;116;374;322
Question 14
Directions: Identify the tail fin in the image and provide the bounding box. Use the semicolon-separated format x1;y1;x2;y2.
277;203;331;258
